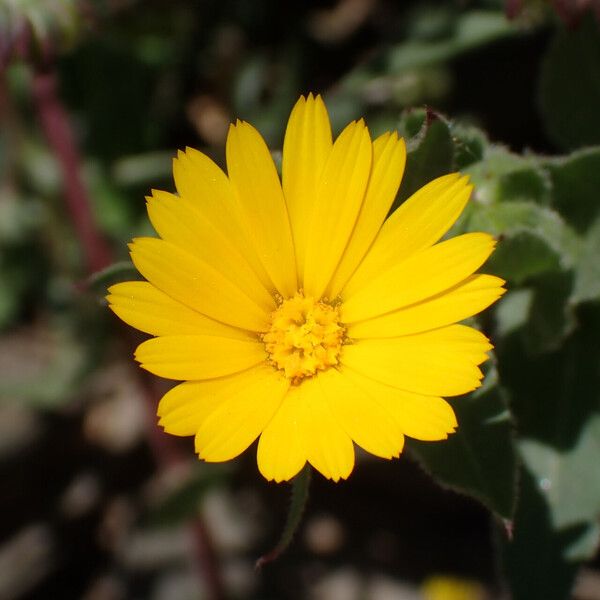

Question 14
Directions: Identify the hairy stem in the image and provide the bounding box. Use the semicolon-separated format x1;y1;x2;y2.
256;464;312;569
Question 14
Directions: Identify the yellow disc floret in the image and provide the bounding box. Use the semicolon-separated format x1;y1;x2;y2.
263;292;345;383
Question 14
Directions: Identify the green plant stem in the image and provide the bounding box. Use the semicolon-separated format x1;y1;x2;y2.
256;464;312;569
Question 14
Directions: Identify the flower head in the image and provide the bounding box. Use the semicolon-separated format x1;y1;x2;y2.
107;94;505;482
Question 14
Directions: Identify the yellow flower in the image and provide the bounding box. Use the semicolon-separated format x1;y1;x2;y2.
107;94;505;483
422;575;486;600
421;575;486;600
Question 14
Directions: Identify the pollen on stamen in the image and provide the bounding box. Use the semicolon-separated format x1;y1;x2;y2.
262;292;345;384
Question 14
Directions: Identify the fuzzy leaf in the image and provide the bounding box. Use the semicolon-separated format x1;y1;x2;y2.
502;466;582;600
465;147;551;206
461;201;579;285
572;215;600;304
409;367;518;520
395;114;454;205
545;147;600;233
520;416;600;561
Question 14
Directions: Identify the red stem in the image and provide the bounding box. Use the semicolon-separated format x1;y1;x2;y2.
31;67;112;274
504;0;523;19
135;367;226;600
193;520;226;600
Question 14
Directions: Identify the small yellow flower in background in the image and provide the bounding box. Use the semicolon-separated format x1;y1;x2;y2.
421;575;487;600
107;94;505;483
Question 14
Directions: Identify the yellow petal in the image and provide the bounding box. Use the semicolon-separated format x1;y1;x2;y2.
157;375;248;436
226;121;297;297
344;173;472;297
258;376;355;482
257;385;308;483
195;365;289;462
303;120;372;299
300;376;355;481
158;372;250;419
146;190;275;312
348;274;506;338
317;368;405;459
107;281;253;340
327;132;407;298
174;147;274;291
282;94;333;277
129;237;269;331
134;334;266;380
341;232;496;323
172;147;233;216
341;367;457;441
340;325;492;397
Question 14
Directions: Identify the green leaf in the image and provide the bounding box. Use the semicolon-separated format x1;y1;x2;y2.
464;147;551;206
520;415;600;560
488;231;561;284
388;11;517;73
545;147;600;233
86;260;140;293
524;271;575;354
395;114;454;205
496;304;600;449
111;151;174;188
461;201;579;284
330;9;517;118
495;289;533;337
451;123;487;169
409;367;518;520
502;466;582;600
496;167;553;206
538;17;600;150
572;215;600;303
468;202;577;260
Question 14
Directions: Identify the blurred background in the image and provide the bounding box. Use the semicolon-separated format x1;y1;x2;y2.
1;1;600;599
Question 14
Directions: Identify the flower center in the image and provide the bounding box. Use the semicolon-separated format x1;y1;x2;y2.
263;292;345;384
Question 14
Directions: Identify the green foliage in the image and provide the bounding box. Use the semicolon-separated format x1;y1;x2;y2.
545;148;600;233
520;416;600;560
409;367;517;520
326;7;519;132
502;467;582;600
539;16;600;150
397;111;600;597
572;216;600;303
3;1;600;597
396;111;455;204
388;10;516;72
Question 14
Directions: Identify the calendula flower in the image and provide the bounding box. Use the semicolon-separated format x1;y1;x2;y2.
107;94;505;483
422;575;486;600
